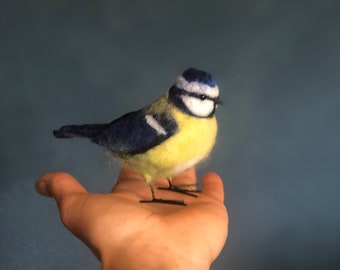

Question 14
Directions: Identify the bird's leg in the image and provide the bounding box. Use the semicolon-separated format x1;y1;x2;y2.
140;184;187;206
158;178;201;197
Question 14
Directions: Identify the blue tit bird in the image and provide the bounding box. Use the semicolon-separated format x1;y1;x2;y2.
53;68;221;205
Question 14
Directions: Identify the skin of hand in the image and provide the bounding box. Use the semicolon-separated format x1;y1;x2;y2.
36;167;228;270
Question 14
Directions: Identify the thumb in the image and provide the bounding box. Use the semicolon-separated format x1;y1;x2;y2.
36;172;87;202
201;172;224;203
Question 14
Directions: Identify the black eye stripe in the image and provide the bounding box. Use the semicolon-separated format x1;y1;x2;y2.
187;92;214;101
170;85;221;105
169;85;218;118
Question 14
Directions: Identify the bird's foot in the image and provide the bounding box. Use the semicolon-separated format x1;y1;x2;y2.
140;198;186;206
158;182;201;197
140;184;187;206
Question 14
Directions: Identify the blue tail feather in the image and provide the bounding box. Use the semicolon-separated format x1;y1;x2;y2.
53;124;110;139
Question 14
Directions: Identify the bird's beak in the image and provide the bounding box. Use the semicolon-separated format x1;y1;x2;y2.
214;97;223;106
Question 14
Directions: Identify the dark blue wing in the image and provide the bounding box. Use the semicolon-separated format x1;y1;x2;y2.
91;110;178;155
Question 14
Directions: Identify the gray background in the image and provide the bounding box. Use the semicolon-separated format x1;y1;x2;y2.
1;1;339;269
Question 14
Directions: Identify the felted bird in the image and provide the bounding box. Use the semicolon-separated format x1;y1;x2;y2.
53;68;221;205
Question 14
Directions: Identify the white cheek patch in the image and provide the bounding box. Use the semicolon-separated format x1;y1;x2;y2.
182;96;215;117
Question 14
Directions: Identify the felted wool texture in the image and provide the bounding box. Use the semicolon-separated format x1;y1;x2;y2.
53;123;111;139
53;95;178;156
53;93;218;184
53;68;219;185
92;109;177;155
125;107;217;184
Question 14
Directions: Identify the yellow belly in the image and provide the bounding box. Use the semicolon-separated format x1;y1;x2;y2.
125;108;217;184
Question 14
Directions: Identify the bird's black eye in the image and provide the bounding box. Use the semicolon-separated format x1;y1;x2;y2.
199;95;206;100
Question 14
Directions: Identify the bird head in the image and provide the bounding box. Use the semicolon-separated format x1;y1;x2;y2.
169;68;221;118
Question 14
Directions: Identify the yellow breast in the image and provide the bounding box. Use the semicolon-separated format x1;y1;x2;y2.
125;107;217;184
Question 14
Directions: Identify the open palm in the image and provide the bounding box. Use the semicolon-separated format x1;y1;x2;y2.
36;167;228;270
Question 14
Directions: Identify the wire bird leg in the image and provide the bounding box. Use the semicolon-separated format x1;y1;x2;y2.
158;179;201;197
140;184;187;206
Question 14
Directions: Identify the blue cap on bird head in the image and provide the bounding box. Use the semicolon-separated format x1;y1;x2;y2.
175;68;219;99
182;68;216;87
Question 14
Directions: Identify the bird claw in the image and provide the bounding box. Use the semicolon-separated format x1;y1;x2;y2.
139;181;200;206
158;186;199;197
158;181;201;197
140;198;187;206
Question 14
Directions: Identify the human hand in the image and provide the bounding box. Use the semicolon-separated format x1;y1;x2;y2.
36;167;228;270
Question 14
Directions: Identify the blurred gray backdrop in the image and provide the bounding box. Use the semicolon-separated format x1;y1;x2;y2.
1;1;339;269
